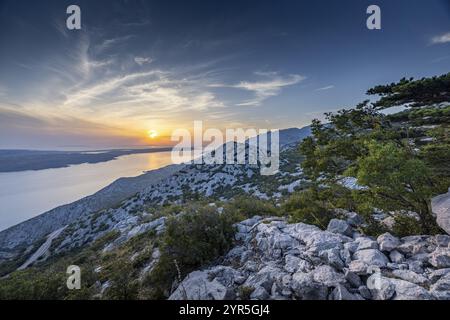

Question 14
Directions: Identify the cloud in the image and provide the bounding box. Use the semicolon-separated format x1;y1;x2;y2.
95;35;135;53
63;69;225;114
214;72;304;106
0;106;143;149
315;85;335;91
431;32;450;44
134;56;153;66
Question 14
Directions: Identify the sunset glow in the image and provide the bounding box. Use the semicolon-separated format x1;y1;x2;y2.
147;130;158;139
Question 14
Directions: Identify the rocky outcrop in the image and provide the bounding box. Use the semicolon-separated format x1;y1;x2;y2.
169;215;450;300
432;188;450;235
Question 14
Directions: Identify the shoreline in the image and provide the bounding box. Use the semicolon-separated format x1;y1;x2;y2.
0;147;173;173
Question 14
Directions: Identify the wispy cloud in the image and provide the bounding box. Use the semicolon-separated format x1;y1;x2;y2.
63;68;225;115
134;56;153;66
95;35;135;53
212;72;305;106
315;85;334;91
431;32;450;44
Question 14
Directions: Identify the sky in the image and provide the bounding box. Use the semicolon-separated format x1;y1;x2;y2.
0;0;449;149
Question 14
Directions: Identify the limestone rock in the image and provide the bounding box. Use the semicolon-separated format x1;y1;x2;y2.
429;247;450;268
327;219;353;237
377;233;400;252
353;249;389;267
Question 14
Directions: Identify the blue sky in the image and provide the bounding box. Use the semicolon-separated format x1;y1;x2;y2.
0;0;449;149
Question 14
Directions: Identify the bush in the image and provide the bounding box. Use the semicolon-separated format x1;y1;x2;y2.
223;195;279;221
283;185;355;229
144;205;236;298
392;215;427;237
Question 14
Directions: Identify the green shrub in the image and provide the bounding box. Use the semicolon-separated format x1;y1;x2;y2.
392;215;427;237
238;286;255;300
144;205;235;298
224;195;279;221
282;188;335;229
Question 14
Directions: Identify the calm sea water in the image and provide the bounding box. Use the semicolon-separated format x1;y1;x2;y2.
0;152;176;231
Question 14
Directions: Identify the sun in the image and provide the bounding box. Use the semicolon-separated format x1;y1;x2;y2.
147;130;158;139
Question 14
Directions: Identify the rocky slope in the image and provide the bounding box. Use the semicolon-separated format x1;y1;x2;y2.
1;125;448;300
169;215;450;300
0;127;310;265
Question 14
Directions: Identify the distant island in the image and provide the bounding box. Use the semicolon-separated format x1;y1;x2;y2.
0;148;173;173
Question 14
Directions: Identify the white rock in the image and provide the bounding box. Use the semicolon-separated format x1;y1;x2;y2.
429;247;450;268
291;272;328;300
349;260;369;275
327;219;353;237
389;278;434;300
435;235;450;247
369;276;395;300
392;270;428;286
377;233;400;252
389;250;405;264
329;284;363;300
356;238;379;251
310;265;345;287
429;268;450;283
250;287;270;300
430;274;450;300
353;249;389;267
168;270;233;300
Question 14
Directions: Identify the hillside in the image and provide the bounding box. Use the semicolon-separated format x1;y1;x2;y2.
0;74;449;300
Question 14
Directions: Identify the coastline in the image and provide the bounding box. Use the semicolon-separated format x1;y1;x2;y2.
0;147;173;173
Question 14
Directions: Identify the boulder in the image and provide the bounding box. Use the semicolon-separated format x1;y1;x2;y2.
431;188;450;235
288;224;349;255
430;274;450;300
319;248;345;270
349;260;369;275
250;287;270;300
243;269;276;292
397;236;430;255
356;238;379;251
291;272;328;300
344;241;359;253
284;255;302;273
353;249;389;267
377;233;400;252
406;260;425;274
344;270;362;288
329;284;364;300
389;278;434;300
358;285;372;299
429;268;450;283
327;219;353;237
310;265;345;287
169;270;234;300
429;247;450;268
369;276;395;300
392;270;428;286
389;250;405;264
435;235;450;247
